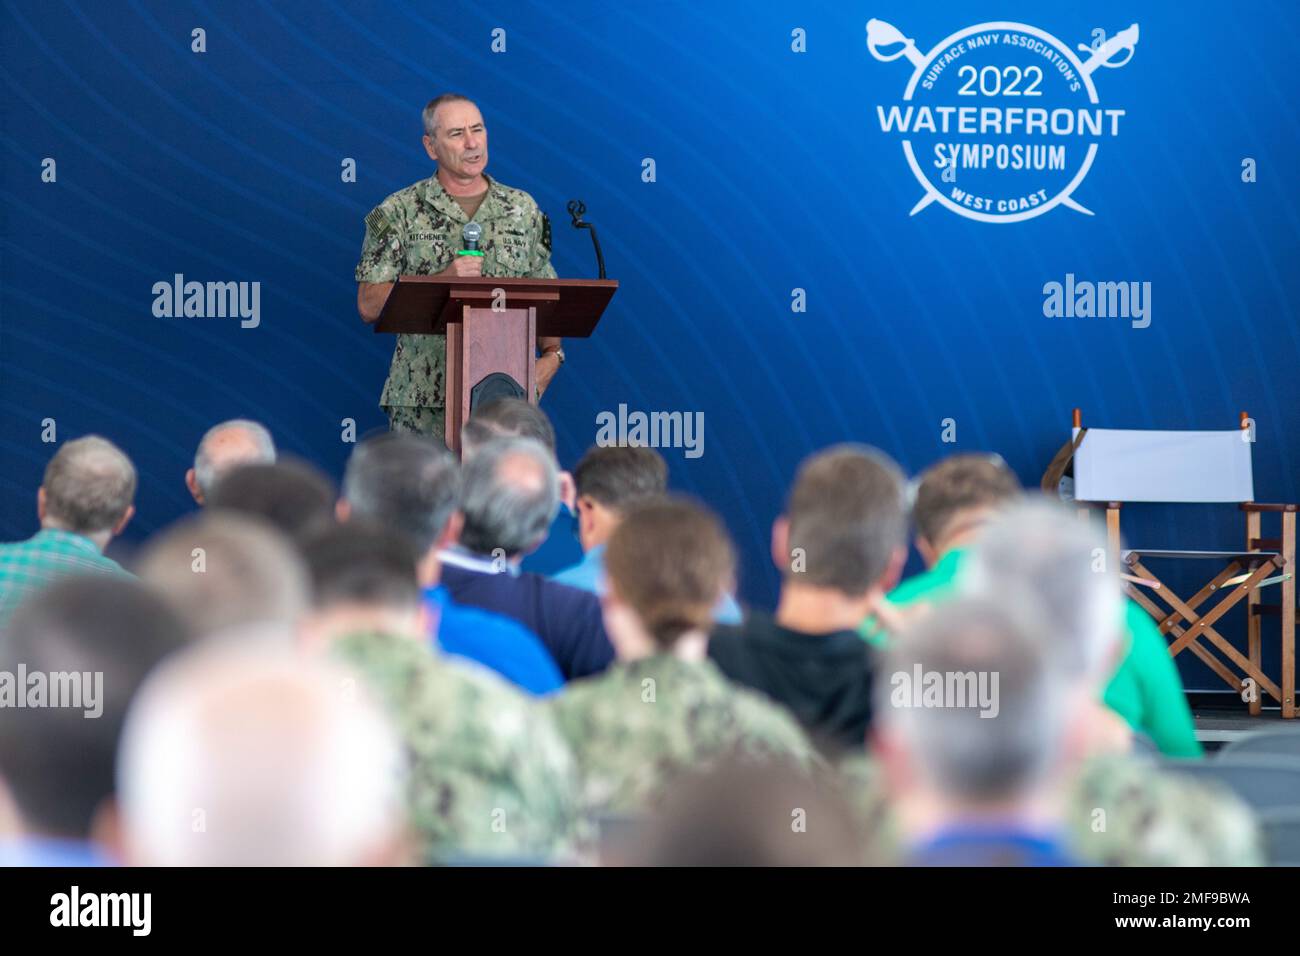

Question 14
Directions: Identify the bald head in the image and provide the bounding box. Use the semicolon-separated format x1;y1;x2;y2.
189;419;276;505
135;513;309;638
117;637;406;866
458;437;559;558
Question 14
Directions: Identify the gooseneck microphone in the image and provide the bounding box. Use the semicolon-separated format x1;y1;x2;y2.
566;200;606;279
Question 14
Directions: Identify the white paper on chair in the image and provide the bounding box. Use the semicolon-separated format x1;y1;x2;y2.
1073;428;1254;503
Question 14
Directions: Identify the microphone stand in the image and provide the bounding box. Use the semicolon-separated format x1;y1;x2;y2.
567;200;606;279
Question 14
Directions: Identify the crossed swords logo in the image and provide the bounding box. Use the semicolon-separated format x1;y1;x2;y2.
867;18;1139;219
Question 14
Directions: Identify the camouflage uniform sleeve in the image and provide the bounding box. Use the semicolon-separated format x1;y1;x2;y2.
1066;755;1266;866
732;689;824;771
355;201;405;284
527;204;557;280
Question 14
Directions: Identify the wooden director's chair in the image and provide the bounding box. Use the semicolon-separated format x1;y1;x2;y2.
1054;409;1296;718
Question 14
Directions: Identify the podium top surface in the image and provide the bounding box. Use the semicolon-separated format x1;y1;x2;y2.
374;275;617;338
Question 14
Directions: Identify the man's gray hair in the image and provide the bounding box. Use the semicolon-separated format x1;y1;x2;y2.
422;93;475;138
876;597;1067;803
458;437;559;558
342;434;461;554
135;513;308;638
194;419;276;497
959;498;1123;683
42;435;136;535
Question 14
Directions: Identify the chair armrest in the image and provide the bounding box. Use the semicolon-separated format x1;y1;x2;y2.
1240;503;1299;513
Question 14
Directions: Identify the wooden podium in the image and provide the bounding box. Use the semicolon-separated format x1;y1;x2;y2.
375;275;617;453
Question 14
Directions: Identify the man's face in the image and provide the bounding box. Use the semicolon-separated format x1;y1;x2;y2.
424;101;488;179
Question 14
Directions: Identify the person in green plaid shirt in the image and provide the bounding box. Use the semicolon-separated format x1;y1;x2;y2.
0;435;136;626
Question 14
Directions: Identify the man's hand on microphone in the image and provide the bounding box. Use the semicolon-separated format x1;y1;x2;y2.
440;253;483;278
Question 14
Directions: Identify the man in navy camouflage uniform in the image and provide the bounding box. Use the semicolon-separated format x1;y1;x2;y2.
356;94;563;443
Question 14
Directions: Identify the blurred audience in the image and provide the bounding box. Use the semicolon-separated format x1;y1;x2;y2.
546;497;815;821
339;433;562;694
185;418;276;506
0;419;1262;869
205;458;337;538
115;637;407;866
0;436;135;626
874;597;1079;866
844;501;1262;866
134;513;309;636
297;520;584;863
623;759;866;866
0;577;191;866
709;445;907;756
551;444;745;624
444;436;613;679
863;454;1200;757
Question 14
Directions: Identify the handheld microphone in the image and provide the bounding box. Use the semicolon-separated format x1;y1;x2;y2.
461;221;483;254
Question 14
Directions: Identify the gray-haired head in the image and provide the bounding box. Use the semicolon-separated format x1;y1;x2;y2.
40;435;136;536
117;637;406;866
135;513;309;638
192;419;276;501
959;498;1123;684
876;596;1068;804
342;434;461;555
422;93;476;138
460;397;557;459
458;436;559;558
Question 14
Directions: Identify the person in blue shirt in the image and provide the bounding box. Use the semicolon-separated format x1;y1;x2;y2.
339;433;563;694
0;576;192;867
459;398;585;577
553;444;743;624
874;598;1083;868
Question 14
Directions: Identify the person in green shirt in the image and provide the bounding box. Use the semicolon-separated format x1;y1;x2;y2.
0;435;135;627
860;454;1201;758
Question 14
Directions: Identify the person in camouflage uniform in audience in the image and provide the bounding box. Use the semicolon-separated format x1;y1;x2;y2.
332;629;585;864
355;94;561;443
546;499;819;820
838;501;1264;866
837;753;1264;867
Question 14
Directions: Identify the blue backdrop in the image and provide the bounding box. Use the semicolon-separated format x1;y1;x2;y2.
3;0;1297;692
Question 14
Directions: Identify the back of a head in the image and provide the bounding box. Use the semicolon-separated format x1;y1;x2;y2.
604;497;735;648
912;453;1021;546
300;520;423;614
41;435;136;535
628;759;864;866
458;436;559;557
135;513;309;637
572;445;668;512
877;597;1066;805
342;434;461;554
193;419;277;500
118;638;405;866
784;444;907;594
461;398;556;458
0;576;191;838
960;498;1122;682
206;458;337;538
